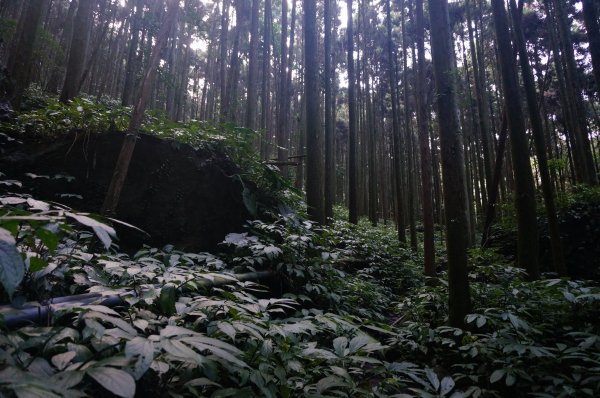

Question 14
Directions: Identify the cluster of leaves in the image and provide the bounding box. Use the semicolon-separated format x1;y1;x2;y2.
2;183;600;397
0;193;456;397
390;261;600;397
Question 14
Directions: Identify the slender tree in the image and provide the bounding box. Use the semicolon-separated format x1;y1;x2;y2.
347;0;358;224
509;0;565;275
415;0;435;277
428;0;471;327
7;0;49;109
245;0;259;129
491;0;539;279
60;0;94;103
101;0;179;216
304;0;325;224
324;0;335;221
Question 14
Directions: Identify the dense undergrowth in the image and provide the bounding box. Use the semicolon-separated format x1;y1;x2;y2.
1;94;600;397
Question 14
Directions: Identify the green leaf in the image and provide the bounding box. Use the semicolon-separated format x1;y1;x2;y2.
158;284;177;316
333;336;348;357
66;213;116;250
36;227;59;251
426;368;440;391
440;376;455;395
125;337;155;380
0;227;25;299
490;369;506;384
51;351;76;371
217;322;237;341
28;257;48;273
316;375;349;393
87;367;135;398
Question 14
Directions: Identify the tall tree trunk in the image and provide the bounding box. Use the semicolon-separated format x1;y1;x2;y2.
7;0;48;109
509;0;565;275
386;0;406;242
101;0;178;216
415;0;435;277
260;0;272;159
244;0;259;129
60;0;93;103
304;0;325;224
428;0;471;327
551;0;598;185
324;0;335;221
121;0;143;106
218;0;229;121
401;0;418;249
491;0;539;279
582;0;600;99
276;0;289;175
347;0;358;224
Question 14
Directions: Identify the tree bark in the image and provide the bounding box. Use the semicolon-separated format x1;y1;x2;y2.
428;0;471;327
7;0;48;109
509;0;565;275
415;0;435;277
491;0;539;279
60;0;93;103
304;0;325;224
347;0;358;224
244;0;259;129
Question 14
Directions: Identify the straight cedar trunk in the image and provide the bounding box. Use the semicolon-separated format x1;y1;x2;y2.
7;0;48;109
260;0;272;160
277;0;289;175
121;0;143;106
218;0;229;121
428;0;471;327
303;0;325;224
415;0;435;277
60;0;94;103
466;0;493;196
509;0;566;275
491;0;539;280
324;0;335;222
347;0;358;225
244;0;259;129
385;0;406;243
101;0;179;216
481;112;508;246
582;0;600;98
551;0;598;185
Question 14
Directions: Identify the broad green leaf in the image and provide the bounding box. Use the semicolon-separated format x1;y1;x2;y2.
66;213;116;250
51;351;76;371
316;375;349;393
348;335;370;353
217;322;237;341
13;386;62;398
36;227;59;251
425;368;440;391
0;227;25;299
440;376;455;395
490;369;506;384
51;370;84;390
87;367;135;398
125;337;155;380
333;336;348;357
28;257;48;273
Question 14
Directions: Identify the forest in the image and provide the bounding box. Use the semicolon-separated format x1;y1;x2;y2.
0;0;599;396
